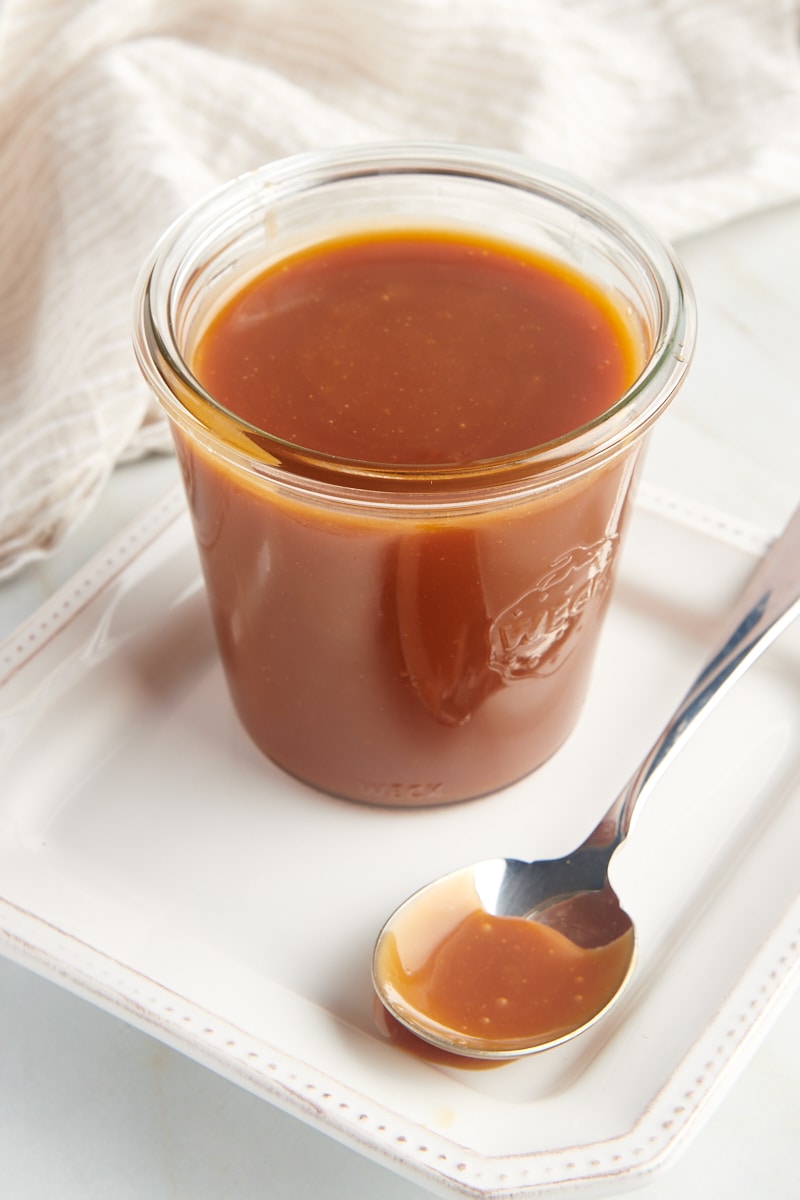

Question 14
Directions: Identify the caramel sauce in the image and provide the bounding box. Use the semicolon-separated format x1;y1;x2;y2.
193;229;637;466
177;229;643;804
377;907;633;1053
372;999;506;1070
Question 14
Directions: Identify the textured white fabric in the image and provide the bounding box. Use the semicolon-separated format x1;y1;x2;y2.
1;0;799;577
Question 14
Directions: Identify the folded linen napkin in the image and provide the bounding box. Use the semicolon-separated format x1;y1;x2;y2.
1;0;798;578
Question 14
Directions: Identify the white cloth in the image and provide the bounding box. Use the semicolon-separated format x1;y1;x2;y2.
1;0;799;578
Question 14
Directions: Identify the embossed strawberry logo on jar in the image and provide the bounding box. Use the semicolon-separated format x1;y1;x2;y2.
489;534;618;682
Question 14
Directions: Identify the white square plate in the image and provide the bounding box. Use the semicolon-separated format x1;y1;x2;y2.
1;484;798;1198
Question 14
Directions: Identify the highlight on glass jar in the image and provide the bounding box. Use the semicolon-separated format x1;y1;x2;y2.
133;142;695;807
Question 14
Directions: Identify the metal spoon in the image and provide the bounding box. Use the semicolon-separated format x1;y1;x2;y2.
372;504;800;1059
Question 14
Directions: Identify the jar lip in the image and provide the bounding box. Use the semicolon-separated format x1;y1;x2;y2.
134;141;696;495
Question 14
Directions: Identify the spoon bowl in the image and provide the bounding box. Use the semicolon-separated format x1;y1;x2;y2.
373;504;800;1059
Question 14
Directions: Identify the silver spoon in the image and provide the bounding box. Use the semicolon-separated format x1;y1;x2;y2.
373;504;800;1060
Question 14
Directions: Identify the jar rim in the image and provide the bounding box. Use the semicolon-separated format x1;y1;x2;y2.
134;141;695;501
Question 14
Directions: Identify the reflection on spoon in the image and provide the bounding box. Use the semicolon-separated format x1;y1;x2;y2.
373;504;800;1060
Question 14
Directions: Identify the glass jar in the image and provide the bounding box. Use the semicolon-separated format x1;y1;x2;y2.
134;143;695;806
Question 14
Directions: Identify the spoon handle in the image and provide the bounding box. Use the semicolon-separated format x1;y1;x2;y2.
591;504;800;852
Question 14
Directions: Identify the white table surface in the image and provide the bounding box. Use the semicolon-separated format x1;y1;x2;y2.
1;202;799;1198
